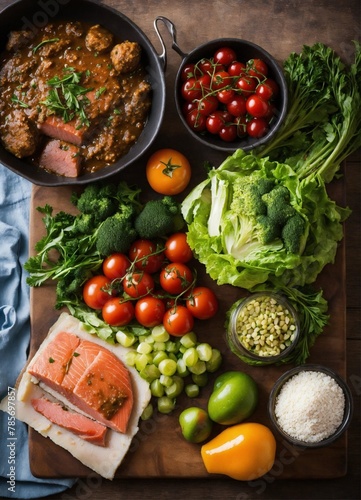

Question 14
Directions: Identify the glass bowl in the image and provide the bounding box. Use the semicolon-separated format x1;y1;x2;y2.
226;292;300;365
268;364;353;448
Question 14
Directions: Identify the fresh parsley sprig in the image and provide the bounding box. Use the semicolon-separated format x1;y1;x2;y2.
41;67;93;126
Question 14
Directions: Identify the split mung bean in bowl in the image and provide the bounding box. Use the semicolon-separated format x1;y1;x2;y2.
226;292;300;365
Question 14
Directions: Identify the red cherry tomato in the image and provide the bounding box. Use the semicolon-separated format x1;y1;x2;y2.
123;272;154;298
228;61;246;76
211;71;232;91
102;253;130;280
181;78;202;101
264;78;279;98
227;95;247;117
181;63;195;81
198;95;219;116
214;47;237;67
236;76;257;94
198;59;224;75
219;123;237;142
206;111;226;135
246;117;269;138
163;305;194;336
83;275;113;310
256;82;274;101
217;88;235;104
102;297;134;326
135;296;166;328
129;239;165;274
164;233;193;263
246;95;270;118
186;286;219;320
247;58;269;77
185;109;207;132
160;263;193;295
197;74;211;90
182;101;197;115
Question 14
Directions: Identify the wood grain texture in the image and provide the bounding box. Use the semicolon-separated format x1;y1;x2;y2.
0;0;359;497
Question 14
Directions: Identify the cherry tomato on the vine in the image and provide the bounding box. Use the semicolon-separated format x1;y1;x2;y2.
146;148;191;195
163;304;194;336
83;275;113;310
246;117;269;138
102;297;134;326
219;123;237;142
228;60;246;76
211;71;232;91
217;88;235;104
181;63;195;81
206;111;226;135
129;239;165;274
135;296;166;328
236;76;257;94
123;272;155;298
227;95;247;117
247;58;268;77
164;233;193;263
214;47;237;67
185;108;207;132
186;286;219;320
102;253;130;280
246;95;270;118
160;263;194;295
181;77;202;101
198;95;219;116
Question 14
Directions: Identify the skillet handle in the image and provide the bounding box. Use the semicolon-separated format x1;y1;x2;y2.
154;16;186;71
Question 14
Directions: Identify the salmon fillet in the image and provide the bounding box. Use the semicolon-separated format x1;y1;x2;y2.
28;331;134;433
31;397;108;446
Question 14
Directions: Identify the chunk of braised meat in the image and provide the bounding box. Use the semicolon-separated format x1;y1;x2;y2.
65;22;84;37
38;38;72;57
110;41;141;74
85;25;114;53
6;30;34;52
0;109;39;158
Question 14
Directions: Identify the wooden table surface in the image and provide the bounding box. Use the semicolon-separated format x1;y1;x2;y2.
1;0;359;498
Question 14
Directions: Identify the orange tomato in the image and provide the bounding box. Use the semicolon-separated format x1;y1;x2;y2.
146;148;191;195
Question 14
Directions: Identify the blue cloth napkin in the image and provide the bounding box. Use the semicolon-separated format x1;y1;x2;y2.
0;164;77;499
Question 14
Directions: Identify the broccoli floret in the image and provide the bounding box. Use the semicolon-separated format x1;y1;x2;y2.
257;177;275;196
257;214;282;244
262;185;296;225
73;213;96;235
230;174;269;218
281;213;308;254
134;196;185;239
72;183;118;222
96;212;138;256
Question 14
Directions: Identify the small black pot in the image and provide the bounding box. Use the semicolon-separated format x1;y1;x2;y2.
154;16;288;153
0;0;166;186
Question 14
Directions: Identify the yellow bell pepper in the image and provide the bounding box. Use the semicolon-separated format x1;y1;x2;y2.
201;422;276;481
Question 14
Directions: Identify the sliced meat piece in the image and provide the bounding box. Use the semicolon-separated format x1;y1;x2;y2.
6;30;34;52
31;397;108;446
0;109;39;158
28;331;134;433
85;25;114;53
38;115;87;146
38;139;82;177
110;41;141;74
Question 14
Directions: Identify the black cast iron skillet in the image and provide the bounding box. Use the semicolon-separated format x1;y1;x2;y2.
0;0;166;186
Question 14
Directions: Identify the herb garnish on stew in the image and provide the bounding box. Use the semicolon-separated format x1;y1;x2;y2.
41;67;93;126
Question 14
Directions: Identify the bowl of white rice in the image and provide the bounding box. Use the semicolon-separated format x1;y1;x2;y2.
268;364;353;448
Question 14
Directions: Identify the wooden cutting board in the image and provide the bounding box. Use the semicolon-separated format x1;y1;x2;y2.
26;148;348;480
